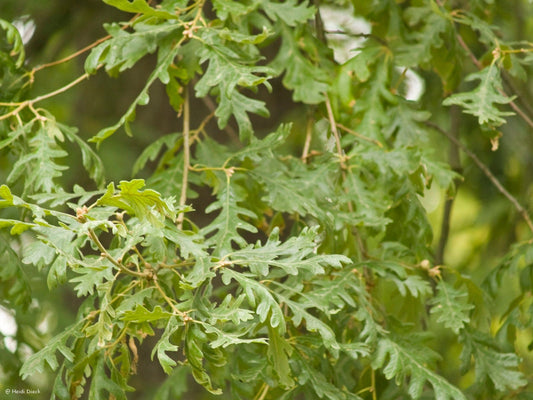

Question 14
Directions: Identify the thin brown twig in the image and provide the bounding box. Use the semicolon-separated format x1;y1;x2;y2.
200;93;239;142
177;85;190;230
455;34;483;69
324;94;351;211
152;273;191;321
507;94;533;128
32;10;142;74
425;121;533;234
0;103;27;122
1;13;138;120
502;72;533;122
323;30;388;46
33;35;111;73
191;109;215;140
0;73;91;121
324;94;345;164
336;123;383;147
301;115;314;163
87;227;150;278
33;72;90;103
324;94;371;258
454;22;533;129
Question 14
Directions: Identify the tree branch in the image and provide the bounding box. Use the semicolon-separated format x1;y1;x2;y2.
177;85;190;230
301;114;314;163
454;25;533;130
426;121;533;234
86;227;150;278
0;73;91;121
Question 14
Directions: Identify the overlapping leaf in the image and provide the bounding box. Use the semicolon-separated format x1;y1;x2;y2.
372;335;466;400
7;123;68;194
96;179;175;225
429;280;474;334
201;181;258;255
195;27;273;140
87;34;180;144
397;5;452;67
20;321;84;379
443;64;515;128
0;234;32;309
102;0;178;19
0;18;25;68
460;329;527;392
271;24;331;104
221;269;285;332
228;227;350;277
251;156;337;222
261;0;315;27
151;317;182;374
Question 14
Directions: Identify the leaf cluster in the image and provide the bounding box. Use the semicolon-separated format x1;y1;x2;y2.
1;1;533;399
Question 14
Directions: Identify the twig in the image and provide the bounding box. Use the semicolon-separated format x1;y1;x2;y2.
191;109;215;140
0;73;91;121
177;85;190;230
301;115;314;163
454;24;533;129
502;72;533;123
254;383;270;400
507;94;533;128
324;94;345;165
324;30;388;46
33;36;111;73
455;34;483;69
87;227;150;278
0;103;27;122
1;13;139;120
152;273;191;321
200;93;239;142
336;123;383;147
371;368;377;400
31;11;141;74
425;121;533;234
32;73;91;103
324;94;371;258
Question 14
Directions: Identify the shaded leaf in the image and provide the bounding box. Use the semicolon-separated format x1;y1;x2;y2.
372;335;466;400
151;317;182;374
20;321;83;379
460;329;527;392
201;181;257;255
429;280;474;334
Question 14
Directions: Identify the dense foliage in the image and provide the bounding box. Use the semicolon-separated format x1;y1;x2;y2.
2;0;533;399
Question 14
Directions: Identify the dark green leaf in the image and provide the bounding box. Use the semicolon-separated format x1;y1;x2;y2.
372;335;466;400
201;181;257;255
429;280;474;334
460;329;527;392
20;321;83;379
